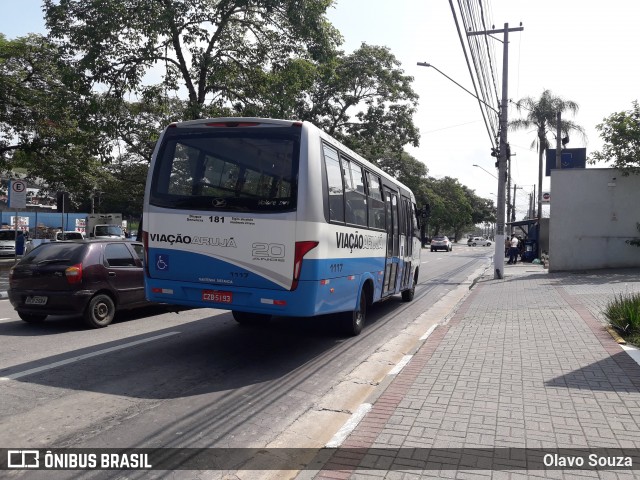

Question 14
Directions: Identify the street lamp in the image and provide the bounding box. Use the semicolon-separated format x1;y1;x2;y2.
473;164;498;180
417;63;499;114
418;46;511;279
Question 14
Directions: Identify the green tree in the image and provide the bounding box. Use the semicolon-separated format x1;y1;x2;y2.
44;0;339;120
462;186;496;226
44;1;421;180
303;44;419;161
424;177;472;241
232;43;420;165
589;101;640;176
0;33;108;200
510;89;586;217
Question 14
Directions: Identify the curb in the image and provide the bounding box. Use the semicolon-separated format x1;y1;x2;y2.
605;325;627;345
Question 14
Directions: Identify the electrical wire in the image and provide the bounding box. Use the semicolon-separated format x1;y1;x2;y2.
448;0;498;149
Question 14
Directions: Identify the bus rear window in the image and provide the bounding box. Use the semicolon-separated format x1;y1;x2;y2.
150;127;300;212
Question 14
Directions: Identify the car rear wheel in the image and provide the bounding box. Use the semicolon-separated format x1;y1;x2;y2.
487;242;492;246
83;294;115;328
18;312;47;323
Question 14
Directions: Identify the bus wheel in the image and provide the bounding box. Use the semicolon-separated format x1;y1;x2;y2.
232;311;271;325
344;289;367;336
401;284;415;302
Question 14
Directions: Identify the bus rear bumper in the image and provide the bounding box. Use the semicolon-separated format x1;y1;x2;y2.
145;277;361;317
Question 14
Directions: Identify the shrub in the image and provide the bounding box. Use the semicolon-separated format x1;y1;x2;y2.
604;292;640;337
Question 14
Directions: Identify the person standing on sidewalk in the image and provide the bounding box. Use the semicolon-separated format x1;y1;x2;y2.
507;234;519;264
15;231;25;257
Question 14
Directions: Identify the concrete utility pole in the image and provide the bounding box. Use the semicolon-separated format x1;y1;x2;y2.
556;111;562;169
468;22;523;279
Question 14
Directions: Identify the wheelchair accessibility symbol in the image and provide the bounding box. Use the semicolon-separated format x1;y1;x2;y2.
156;254;169;271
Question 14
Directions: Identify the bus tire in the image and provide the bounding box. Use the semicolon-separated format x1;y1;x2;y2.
343;289;367;336
232;311;271;325
401;284;415;302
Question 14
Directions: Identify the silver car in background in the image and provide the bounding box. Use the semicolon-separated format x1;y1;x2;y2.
467;236;492;247
430;235;452;252
0;230;16;256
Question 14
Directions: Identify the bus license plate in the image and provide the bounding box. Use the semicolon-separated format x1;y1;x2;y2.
202;290;233;304
25;296;48;305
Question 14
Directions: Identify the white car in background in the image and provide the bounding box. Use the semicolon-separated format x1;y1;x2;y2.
0;230;16;256
430;235;453;252
467;236;492;247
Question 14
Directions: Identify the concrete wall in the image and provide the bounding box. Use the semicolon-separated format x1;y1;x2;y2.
549;168;640;271
539;218;549;255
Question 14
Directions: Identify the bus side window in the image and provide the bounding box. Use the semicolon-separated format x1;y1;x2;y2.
366;171;385;230
323;144;345;223
343;158;367;227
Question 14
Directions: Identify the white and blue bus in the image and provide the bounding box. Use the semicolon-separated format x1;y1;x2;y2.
142;118;421;335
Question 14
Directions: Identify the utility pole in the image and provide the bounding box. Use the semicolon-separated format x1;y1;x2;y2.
532;185;536;220
556;111;562;169
506;154;512;233
469;22;523;279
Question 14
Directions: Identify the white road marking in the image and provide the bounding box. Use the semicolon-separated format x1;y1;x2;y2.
0;331;180;381
621;345;640;367
0;317;12;322
420;324;438;341
325;403;372;448
388;355;413;375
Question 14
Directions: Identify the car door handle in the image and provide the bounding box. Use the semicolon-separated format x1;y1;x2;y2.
108;272;116;277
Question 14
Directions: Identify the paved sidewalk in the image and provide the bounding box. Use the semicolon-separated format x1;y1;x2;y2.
301;264;640;479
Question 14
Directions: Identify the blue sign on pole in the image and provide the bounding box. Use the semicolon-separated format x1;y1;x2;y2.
545;148;587;176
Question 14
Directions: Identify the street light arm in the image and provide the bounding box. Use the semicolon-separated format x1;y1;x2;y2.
473;164;498;179
417;62;500;114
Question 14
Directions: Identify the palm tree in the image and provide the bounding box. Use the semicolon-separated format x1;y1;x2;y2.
510;89;586;219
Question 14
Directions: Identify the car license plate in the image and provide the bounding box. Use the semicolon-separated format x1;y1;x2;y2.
25;296;48;305
202;290;232;304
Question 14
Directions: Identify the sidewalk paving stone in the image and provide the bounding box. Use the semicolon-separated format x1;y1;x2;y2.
303;265;640;479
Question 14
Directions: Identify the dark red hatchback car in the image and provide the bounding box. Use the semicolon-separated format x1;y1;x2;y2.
9;240;149;328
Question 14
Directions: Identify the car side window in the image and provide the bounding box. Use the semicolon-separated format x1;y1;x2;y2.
104;243;137;267
131;243;144;262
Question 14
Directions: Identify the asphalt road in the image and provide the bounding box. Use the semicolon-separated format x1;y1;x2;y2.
0;244;492;479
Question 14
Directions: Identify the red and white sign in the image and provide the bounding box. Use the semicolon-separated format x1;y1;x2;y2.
541;192;551;203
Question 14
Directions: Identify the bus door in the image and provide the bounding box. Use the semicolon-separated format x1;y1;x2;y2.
400;196;414;290
382;188;400;296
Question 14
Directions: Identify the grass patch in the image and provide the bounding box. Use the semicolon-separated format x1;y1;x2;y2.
604;292;640;346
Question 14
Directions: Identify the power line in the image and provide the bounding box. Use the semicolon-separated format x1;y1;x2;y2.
448;0;498;148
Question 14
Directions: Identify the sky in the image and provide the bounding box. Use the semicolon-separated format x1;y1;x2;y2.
2;1;639;220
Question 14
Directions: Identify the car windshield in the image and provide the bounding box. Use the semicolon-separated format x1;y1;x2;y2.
58;232;84;240
434;237;446;241
20;243;85;265
95;225;122;236
0;230;15;241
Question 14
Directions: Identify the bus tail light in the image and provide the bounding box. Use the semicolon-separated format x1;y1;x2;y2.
205;122;260;127
142;230;149;276
291;241;318;291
